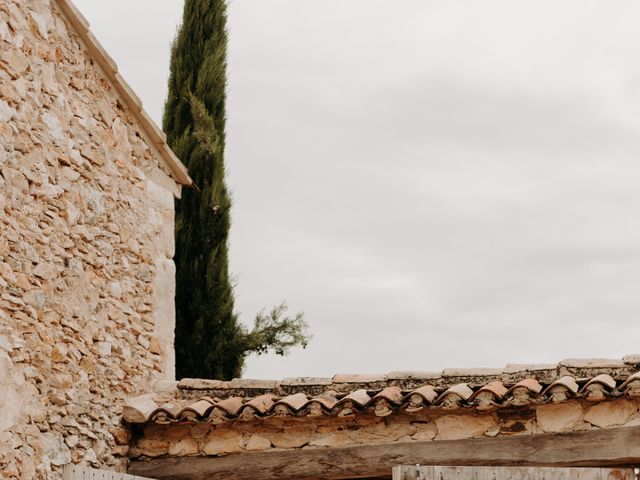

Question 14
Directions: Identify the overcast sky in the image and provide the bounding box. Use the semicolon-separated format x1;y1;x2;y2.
75;0;640;379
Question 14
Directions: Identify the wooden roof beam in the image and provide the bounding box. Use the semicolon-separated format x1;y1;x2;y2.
128;425;640;480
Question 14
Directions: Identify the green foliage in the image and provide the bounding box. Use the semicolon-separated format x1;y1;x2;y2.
164;0;310;380
241;303;311;356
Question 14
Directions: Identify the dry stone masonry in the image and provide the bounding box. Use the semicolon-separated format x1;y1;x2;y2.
130;397;640;458
0;0;187;477
3;0;640;478
124;359;640;461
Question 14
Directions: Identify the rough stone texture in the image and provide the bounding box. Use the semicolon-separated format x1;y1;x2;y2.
0;0;179;477
536;403;584;433
174;358;640;401
584;400;637;428
129;399;640;461
201;430;243;456
433;414;497;441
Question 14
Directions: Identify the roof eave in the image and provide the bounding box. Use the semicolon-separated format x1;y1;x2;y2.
53;0;193;190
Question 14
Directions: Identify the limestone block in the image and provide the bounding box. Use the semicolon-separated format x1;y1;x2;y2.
23;289;46;309
41;111;67;147
169;438;198;456
154;258;176;378
268;427;314;448
0;352;22;431
41;432;71;466
135;438;169;458
65;435;79;448
51;344;68;363
411;422;437;441
0;49;28;79
412;429;437;441
536;402;584;432
0;100;16;122
245;434;272;451
32;262;57;280
434;414;497;440
584;400;637;428
310;431;352;448
359;422;418;443
202;429;243;455
27;7;53;40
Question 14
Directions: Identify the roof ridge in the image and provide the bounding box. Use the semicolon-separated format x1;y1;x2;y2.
53;0;192;189
125;365;640;424
174;355;640;393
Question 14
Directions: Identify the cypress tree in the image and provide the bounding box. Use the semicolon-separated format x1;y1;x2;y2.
164;0;310;380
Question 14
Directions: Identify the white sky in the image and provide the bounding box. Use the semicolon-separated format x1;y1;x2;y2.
75;0;640;379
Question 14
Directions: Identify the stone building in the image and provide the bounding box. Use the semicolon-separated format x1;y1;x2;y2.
0;0;190;477
3;1;640;479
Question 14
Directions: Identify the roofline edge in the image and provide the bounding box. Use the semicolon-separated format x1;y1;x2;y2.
53;0;193;189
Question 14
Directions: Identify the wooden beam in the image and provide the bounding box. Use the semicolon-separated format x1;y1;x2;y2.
128;425;640;480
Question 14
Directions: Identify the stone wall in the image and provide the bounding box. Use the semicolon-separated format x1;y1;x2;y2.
129;398;640;459
0;0;179;477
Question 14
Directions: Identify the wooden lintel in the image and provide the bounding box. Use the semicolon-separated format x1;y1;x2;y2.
128;425;640;480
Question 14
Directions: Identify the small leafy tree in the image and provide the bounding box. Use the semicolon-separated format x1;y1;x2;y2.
240;303;310;356
164;0;310;379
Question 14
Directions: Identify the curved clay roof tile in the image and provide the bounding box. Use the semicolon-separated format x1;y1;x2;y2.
406;385;438;404
435;383;473;408
542;376;579;395
580;374;617;394
469;381;508;401
308;393;339;410
506;378;543;395
335;389;371;408
371;386;404;406
214;396;245;416
179;399;214;418
243;394;278;415
272;392;309;412
620;371;640;390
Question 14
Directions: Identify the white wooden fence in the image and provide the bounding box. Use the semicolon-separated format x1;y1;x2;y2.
392;466;638;480
62;465;155;480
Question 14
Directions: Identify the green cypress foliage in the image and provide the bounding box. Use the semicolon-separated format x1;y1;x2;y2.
164;0;310;380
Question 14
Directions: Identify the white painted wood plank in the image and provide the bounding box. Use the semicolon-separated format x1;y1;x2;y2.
393;466;632;480
62;466;156;480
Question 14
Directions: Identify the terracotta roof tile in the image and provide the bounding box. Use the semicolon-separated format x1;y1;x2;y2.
242;394;278;415
180;399;214;418
335;389;371;408
436;383;474;409
543;375;579;394
372;386;404;405
582;374;616;391
620;372;640;394
505;379;544;406
469;381;508;409
123;356;640;425
402;386;436;414
470;380;508;399
273;393;308;412
507;378;543;395
215;397;244;416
